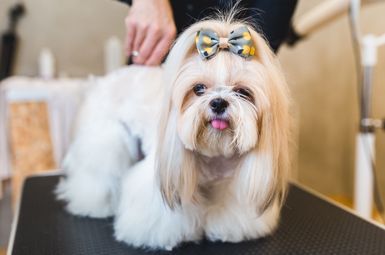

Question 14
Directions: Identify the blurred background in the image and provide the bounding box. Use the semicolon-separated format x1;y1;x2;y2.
0;0;385;254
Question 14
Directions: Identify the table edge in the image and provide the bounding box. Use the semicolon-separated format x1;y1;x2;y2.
7;172;385;254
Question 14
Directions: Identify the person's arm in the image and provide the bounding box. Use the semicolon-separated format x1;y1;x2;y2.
122;0;176;65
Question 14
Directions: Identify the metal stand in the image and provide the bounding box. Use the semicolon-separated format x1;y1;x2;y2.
287;0;385;219
350;0;385;217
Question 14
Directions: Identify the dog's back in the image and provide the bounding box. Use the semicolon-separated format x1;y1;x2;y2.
56;65;163;218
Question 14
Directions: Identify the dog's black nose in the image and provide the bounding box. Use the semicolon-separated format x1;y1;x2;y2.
210;98;229;114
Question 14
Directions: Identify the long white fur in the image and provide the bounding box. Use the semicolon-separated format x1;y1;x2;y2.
56;18;290;250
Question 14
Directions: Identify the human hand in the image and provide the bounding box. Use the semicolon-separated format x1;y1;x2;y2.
124;0;177;65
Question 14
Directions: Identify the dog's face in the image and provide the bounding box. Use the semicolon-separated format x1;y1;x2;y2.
173;51;269;158
157;20;290;208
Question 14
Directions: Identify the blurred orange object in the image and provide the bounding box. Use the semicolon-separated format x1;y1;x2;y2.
8;102;56;208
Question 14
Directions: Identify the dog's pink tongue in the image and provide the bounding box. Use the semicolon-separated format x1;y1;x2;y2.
211;119;229;130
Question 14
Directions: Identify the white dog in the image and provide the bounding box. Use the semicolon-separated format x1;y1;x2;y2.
56;16;290;250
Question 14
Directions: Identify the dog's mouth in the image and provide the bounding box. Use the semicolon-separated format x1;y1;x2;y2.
210;118;229;131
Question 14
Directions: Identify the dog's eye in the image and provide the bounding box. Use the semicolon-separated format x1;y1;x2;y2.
193;84;207;96
234;87;253;101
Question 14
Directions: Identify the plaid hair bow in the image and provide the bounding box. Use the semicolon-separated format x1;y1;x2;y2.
195;26;256;60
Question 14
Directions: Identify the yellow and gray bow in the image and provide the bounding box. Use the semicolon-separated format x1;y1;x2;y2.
195;26;256;60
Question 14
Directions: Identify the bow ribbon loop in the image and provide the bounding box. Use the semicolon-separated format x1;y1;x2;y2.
195;26;256;60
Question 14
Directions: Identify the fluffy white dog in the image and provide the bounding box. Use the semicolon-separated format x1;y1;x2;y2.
56;16;290;250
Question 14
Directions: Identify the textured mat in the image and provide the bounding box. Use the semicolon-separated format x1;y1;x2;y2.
9;175;385;255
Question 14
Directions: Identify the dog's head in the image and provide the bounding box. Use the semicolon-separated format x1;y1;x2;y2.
156;18;290;210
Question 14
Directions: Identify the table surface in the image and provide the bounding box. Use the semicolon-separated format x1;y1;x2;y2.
8;175;385;255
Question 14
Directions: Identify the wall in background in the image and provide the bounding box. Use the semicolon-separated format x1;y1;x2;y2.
1;0;385;200
279;1;385;200
0;0;127;77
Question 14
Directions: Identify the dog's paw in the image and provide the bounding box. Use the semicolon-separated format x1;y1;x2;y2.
205;217;277;243
204;202;280;243
56;177;115;218
64;198;114;218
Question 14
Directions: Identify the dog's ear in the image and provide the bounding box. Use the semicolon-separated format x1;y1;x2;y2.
235;106;289;213
155;107;199;209
235;28;290;212
155;25;202;209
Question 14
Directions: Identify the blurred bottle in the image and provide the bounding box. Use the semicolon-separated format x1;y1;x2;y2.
39;48;55;79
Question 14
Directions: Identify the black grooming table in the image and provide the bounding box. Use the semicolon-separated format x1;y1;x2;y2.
8;175;385;255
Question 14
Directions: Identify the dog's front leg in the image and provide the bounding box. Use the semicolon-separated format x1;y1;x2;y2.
56;120;138;218
204;188;280;243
